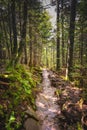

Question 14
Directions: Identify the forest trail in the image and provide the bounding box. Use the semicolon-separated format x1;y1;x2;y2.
36;69;87;130
36;69;60;130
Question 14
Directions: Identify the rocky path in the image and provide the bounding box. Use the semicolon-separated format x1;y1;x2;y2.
36;69;87;130
36;69;60;130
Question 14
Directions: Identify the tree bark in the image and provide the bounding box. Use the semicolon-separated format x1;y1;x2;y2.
15;0;28;65
61;0;65;67
80;24;84;65
11;0;18;59
1;10;10;59
29;25;33;67
8;3;13;57
68;0;77;79
56;0;60;70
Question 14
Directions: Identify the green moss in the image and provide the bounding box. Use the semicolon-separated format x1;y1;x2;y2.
0;64;42;130
0;104;4;117
77;122;82;130
55;89;62;97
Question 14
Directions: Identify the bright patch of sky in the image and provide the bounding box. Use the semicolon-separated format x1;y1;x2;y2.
41;0;56;29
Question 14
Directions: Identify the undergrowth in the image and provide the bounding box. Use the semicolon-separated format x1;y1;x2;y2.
0;64;42;130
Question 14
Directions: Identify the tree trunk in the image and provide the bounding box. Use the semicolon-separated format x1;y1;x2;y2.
68;0;77;79
15;0;28;65
33;34;37;67
80;24;84;65
61;0;65;67
56;0;60;70
11;0;18;62
8;3;13;57
1;10;10;59
18;0;22;35
29;25;33;67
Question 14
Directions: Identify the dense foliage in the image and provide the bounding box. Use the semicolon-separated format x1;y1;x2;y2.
0;65;42;130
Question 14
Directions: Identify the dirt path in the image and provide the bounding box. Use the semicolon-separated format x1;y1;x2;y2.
36;69;87;130
36;69;60;130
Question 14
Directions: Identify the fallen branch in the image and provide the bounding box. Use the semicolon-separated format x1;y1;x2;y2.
0;81;9;89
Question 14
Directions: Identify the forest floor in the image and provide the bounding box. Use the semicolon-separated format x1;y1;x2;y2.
36;69;87;130
0;66;87;130
0;64;42;130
